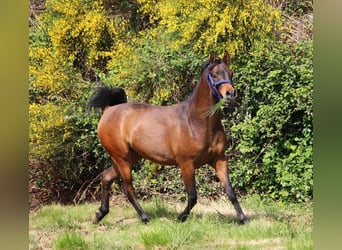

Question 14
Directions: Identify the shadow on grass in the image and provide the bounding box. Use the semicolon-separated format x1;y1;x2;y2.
102;196;299;226
144;205;296;226
142;201;245;225
142;199;180;221
143;200;240;224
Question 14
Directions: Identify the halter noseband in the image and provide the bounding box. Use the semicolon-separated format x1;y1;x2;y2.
206;71;234;100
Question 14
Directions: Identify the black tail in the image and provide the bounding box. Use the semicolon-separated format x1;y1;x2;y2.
87;85;127;112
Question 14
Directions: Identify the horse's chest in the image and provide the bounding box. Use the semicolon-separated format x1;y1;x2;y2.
184;131;226;163
207;132;227;158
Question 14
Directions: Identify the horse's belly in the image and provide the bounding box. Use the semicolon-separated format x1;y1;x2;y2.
131;140;177;165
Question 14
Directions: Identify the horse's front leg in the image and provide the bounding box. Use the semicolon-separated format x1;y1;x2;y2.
92;166;118;224
178;162;197;222
213;156;248;224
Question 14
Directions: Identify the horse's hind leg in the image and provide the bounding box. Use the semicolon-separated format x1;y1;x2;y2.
93;166;119;224
214;157;248;224
115;159;150;223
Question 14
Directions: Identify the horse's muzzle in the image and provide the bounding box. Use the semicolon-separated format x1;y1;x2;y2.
225;89;237;101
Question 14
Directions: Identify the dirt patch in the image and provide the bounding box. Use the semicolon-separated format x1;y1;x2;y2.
29;229;59;250
204;238;283;249
228;238;284;249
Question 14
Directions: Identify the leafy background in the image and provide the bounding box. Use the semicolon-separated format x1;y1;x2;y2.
29;0;313;209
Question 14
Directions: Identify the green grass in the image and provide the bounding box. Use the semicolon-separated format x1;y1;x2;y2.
29;195;312;249
54;232;89;250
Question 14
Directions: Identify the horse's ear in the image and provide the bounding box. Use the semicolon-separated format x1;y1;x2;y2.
222;50;230;65
209;52;217;63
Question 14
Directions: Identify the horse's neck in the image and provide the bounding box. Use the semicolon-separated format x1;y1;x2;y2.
187;74;221;126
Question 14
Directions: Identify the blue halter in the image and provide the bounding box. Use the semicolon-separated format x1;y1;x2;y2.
206;72;234;100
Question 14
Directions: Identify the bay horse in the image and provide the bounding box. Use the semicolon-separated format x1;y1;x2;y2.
88;51;247;224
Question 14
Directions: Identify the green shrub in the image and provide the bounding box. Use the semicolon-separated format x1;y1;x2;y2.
104;32;204;105
227;40;313;202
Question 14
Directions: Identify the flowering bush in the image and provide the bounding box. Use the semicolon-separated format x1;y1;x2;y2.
29;102;71;160
139;0;281;55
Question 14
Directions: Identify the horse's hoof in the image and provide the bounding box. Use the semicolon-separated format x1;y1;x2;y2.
92;214;101;224
177;213;188;222
239;215;248;225
92;211;105;224
141;214;150;224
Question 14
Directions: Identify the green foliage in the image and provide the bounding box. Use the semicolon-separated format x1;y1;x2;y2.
271;0;313;16
228;40;313;202
205;98;227;118
105;31;203;104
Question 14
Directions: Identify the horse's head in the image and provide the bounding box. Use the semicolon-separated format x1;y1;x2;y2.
206;51;237;102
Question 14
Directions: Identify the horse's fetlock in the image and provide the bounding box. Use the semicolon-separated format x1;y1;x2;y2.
177;213;188;222
190;196;197;205
239;214;248;224
99;206;109;216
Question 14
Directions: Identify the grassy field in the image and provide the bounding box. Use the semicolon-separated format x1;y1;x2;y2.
29;195;312;249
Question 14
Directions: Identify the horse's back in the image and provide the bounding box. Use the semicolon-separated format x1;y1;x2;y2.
99;102;176;130
97;102;153;142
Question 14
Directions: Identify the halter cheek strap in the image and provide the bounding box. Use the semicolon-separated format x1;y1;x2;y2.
206;72;234;100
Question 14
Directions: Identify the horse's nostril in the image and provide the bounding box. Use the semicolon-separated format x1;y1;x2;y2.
233;90;237;97
226;90;237;99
